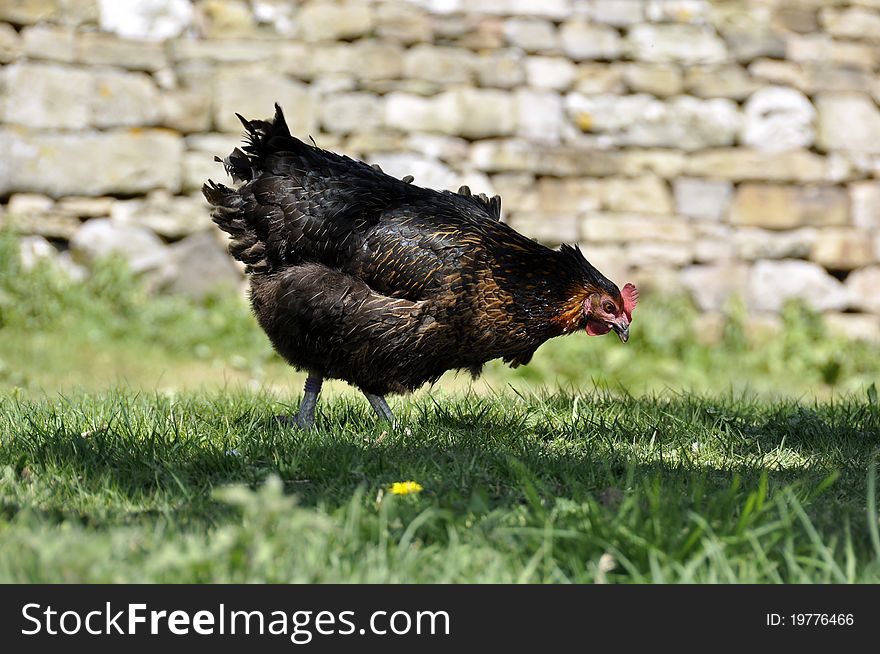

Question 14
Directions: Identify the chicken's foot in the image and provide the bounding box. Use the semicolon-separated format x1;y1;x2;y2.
276;375;323;429
364;392;396;425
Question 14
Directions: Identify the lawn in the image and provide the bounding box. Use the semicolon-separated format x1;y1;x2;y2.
1;232;879;582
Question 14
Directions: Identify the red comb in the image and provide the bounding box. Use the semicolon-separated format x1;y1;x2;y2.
622;283;639;321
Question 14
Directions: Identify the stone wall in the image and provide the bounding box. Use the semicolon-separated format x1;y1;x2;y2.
1;0;879;338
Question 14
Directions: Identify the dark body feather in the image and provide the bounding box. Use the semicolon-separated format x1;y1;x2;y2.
204;105;620;396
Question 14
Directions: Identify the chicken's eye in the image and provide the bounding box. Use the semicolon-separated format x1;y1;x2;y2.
603;301;615;313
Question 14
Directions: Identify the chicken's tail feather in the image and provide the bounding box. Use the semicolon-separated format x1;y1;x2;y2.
202;179;269;274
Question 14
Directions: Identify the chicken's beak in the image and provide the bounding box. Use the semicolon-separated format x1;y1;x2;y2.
612;321;630;343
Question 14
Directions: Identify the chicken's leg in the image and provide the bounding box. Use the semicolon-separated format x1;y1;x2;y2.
364;392;396;424
277;375;322;429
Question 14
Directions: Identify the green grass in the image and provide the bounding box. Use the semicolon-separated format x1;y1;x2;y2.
1;389;878;582
1;230;880;582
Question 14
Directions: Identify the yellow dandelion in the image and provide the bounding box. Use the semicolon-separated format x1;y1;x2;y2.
389;481;423;496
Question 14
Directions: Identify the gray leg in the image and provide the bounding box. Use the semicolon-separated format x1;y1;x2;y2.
277;375;322;429
364;392;396;424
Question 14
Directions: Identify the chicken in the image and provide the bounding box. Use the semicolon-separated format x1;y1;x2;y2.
203;105;638;427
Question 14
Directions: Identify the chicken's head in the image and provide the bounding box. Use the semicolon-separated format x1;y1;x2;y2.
583;283;639;343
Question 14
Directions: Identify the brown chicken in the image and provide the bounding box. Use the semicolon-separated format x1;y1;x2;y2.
203;105;638;427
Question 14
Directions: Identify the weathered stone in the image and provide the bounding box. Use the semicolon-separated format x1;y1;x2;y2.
404;134;469;163
490;173;537;212
151;231;242;299
525;56;576;90
816;93;880;154
0;0;98;25
846;266;880;314
7;193;55;216
1;62;92;129
748;259;848;313
507;212;579;244
403;45;476;85
471;139;622;177
0;22;19;63
626;242;693;267
535;178;601;212
160;88;212;133
19;235;57;271
626;24;727;64
111;191;211;239
823;312;880;343
320;92;383;134
98;0;193;41
366;153;452;191
0;128;183;197
567;94;741;150
851;181;880;229
774;3;819;33
734;227;817;261
810;228;876;270
581;212;693;243
466;0;570;19
215;68;317;134
56;196;115;218
683;149;830;182
617;150;685;178
456;16;506;51
674;178;733;221
296;1;374;42
172;38;279;64
681;262;749;311
821;7;880;42
600;175;673;214
617;63;683;97
585;0;642;25
504;18;557;52
375;1;433;44
0;210;82;240
693;224;736;261
70;218;167;272
742;86;815;153
748;59;809;91
385;89;516;139
788;34;878;70
559;20;621;61
646;0;711;24
573;63;624;94
184;151;220;193
684;65;762;100
77;31;168;70
196;0;256;38
730;184;849;229
91;68;162;128
476;49;525;89
21;25;76;62
515;89;564;144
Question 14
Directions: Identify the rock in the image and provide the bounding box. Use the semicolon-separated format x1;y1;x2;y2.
823;312;880;343
820;7;880;42
774;4;818;33
646;0;711;23
404;45;476;85
21;25;76;62
742;86;816;153
56;196;115;218
320;92;383;134
375;2;433;44
788;34;878;70
586;0;643;26
183;151;219;193
214;68;317;134
815;93;880;154
385;89;516;139
19;235;57;271
476;49;525;89
196;0;256;38
733;227;817;261
617;63;683;97
515;89;564;144
846;266;880;314
626;242;693;267
625;24;727;64
8;193;54;216
0;0;98;25
600;175;673;214
1;62;92;129
0;127;183;197
567;94;741;151
581;213;693;243
684;65;762;100
748;259;847;313
404;133;470;163
160;88;212;133
504;18;557;52
172;38;280;64
573;63;624;94
296;1;374;42
851;181;880;230
366;153;456;190
111;191;211;239
0;22;19;63
77;32;168;71
534;177;601;212
91;68;162;128
524;56;576;90
810;228;875;270
730;184;849;229
617;149;685;178
0;211;83;240
470;139;623;177
673;178;733;221
70;218;167;272
507;212;579;244
682;149;830;182
152;231;242;300
748;59;809;91
558;20;621;61
98;0;193;41
680;263;750;311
